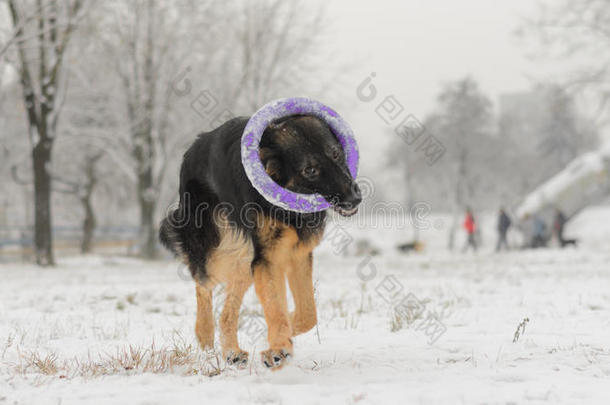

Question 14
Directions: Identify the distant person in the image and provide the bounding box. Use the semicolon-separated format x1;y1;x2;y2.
531;214;547;248
462;208;477;252
553;208;577;247
553;208;567;245
496;208;511;252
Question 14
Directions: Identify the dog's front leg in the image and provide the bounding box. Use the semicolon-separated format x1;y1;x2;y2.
195;282;215;350
287;252;317;336
253;263;293;370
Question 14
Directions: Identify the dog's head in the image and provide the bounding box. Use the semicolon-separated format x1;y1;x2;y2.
259;115;362;216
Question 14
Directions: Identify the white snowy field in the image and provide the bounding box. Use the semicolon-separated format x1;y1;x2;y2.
1;209;610;405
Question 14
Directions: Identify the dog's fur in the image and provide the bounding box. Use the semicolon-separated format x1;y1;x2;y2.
159;115;361;369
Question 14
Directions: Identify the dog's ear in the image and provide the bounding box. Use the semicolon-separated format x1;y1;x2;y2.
268;120;288;131
265;118;298;146
259;147;284;183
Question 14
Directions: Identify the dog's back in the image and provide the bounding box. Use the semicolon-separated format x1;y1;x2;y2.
159;117;255;279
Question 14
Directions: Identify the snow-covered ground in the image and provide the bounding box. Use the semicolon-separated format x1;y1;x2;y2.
1;208;610;404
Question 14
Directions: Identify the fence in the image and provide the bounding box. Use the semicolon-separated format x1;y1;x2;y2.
0;226;140;263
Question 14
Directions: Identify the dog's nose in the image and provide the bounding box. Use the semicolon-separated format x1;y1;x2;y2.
344;182;362;207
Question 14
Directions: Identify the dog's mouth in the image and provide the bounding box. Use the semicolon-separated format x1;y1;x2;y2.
331;204;359;217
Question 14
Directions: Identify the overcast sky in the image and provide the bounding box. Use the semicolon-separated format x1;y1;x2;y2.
326;0;543;115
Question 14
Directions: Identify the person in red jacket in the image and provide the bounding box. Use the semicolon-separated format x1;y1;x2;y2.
462;208;478;252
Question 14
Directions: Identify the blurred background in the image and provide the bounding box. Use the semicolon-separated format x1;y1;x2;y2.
1;0;609;265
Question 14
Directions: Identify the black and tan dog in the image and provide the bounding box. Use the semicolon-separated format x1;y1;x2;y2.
159;115;361;370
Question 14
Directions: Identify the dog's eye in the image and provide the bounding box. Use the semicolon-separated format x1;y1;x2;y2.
302;167;319;178
331;149;341;161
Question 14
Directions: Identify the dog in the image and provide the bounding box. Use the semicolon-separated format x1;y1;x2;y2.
396;241;423;254
560;238;578;247
159;115;362;370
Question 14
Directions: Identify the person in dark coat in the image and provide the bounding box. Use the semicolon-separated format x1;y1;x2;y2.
496;208;511;252
553;208;577;247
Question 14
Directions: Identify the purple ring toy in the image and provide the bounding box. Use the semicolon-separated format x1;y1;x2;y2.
241;97;359;213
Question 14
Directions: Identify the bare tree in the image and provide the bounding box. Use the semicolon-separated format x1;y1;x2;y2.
498;83;599;197
387;78;494;249
53;150;104;255
11;146;105;255
430;80;493;199
433;79;496;249
5;0;85;265
522;0;610;126
96;0;219;259
0;0;51;59
49;143;105;255
225;0;327;112
77;152;103;253
536;84;599;167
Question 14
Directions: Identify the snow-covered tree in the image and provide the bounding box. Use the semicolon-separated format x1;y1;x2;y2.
498;84;599;195
522;0;610;127
92;0;226;259
4;0;86;265
387;77;499;249
223;0;328;112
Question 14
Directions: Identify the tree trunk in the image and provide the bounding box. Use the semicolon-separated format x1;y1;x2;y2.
139;194;157;260
448;212;459;251
448;151;467;251
80;197;96;254
80;153;101;254
32;139;55;266
8;0;84;266
122;0;159;260
137;154;157;259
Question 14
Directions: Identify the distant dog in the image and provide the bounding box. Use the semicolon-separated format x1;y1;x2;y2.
160;116;361;370
560;238;578;247
396;241;423;253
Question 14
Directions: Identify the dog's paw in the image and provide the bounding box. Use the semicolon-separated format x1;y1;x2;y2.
261;347;292;370
225;350;249;368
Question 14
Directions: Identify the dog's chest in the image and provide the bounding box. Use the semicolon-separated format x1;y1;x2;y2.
255;217;323;257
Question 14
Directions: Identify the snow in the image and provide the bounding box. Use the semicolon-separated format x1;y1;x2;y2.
2;210;610;404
